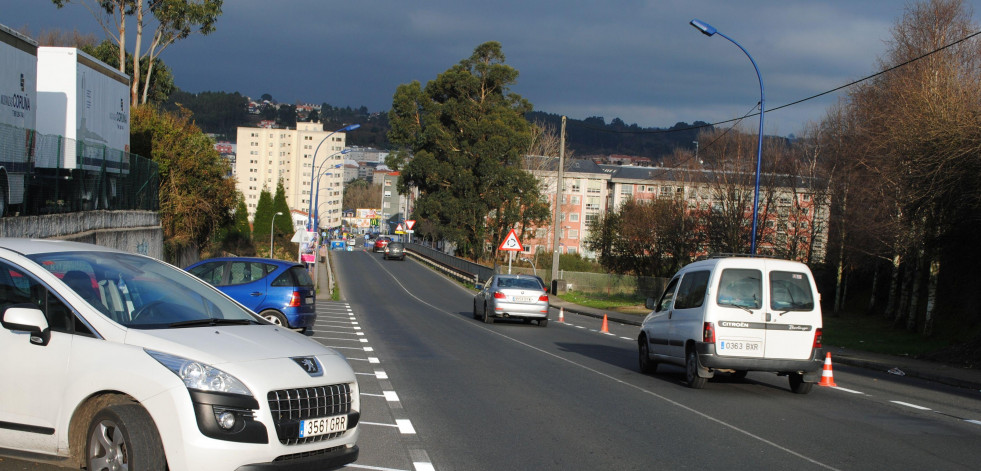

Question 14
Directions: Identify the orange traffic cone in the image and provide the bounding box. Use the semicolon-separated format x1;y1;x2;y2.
818;352;837;387
558;307;565;323
600;314;610;334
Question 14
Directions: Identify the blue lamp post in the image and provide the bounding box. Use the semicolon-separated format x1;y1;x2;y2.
307;124;360;230
312;162;345;230
690;19;765;256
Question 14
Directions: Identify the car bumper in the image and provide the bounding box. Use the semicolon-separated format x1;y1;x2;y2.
284;308;317;329
695;342;824;376
235;445;358;471
488;301;549;319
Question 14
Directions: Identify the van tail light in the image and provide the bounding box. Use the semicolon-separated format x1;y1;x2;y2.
813;328;823;349
703;322;715;343
493;292;506;299
538;294;549;302
288;291;301;307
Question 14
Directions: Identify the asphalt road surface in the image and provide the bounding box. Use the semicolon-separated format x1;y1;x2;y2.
5;249;980;470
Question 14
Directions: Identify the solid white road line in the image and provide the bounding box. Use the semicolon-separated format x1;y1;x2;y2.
891;400;932;410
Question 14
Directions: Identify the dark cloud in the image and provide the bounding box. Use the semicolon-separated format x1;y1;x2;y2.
4;0;976;135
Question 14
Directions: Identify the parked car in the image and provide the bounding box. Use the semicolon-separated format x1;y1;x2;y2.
185;257;316;332
384;242;406;260
372;236;392;252
637;255;824;393
473;274;550;326
0;239;360;470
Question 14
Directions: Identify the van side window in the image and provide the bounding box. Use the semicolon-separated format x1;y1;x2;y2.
656;277;680;312
0;261;75;334
675;270;710;309
717;269;762;309
770;271;815;311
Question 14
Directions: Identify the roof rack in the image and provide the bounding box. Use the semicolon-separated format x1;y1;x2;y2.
696;253;778;261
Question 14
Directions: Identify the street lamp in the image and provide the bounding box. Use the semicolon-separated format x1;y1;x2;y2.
307;124;360;230
270;211;284;258
312;155;348;230
690;18;765;255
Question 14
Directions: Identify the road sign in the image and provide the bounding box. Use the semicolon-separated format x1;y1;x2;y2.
499;229;524;251
405;220;416;230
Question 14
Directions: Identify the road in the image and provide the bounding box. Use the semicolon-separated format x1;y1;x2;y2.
334;249;981;471
5;249;979;470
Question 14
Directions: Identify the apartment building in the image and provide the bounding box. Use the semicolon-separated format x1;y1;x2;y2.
234;122;349;229
526;160;829;263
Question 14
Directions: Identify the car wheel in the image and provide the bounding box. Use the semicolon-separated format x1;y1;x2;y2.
482;304;493;324
260;310;289;328
87;404;166;471
538;319;548;327
789;372;813;394
685;348;707;389
473;301;480;319
638;337;658;374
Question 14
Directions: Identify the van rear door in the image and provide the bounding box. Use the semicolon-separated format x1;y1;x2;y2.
762;261;820;360
712;266;767;358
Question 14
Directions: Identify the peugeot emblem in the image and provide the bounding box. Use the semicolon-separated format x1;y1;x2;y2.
291;356;323;377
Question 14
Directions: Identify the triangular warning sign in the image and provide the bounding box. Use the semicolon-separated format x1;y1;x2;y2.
498;229;523;251
396;223;404;232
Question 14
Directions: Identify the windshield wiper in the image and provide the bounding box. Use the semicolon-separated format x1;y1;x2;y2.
719;302;754;314
168;318;256;328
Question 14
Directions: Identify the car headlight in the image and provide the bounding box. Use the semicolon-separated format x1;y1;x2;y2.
146;349;253;396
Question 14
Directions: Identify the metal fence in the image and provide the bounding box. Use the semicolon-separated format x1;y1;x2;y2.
0;122;158;216
407;242;668;298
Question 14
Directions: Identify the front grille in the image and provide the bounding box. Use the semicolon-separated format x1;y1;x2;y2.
267;383;353;445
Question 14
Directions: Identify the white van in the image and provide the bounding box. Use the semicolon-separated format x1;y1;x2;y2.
0;239;360;470
637;256;824;393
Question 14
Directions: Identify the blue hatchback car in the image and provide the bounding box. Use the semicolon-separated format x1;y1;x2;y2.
185;257;317;331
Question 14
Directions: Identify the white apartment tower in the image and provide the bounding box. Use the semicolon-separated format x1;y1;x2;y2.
235;122;349;230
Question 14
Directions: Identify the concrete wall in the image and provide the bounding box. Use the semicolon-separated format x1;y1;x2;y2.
0;210;164;259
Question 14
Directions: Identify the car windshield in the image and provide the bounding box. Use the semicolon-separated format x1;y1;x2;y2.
28;251;258;329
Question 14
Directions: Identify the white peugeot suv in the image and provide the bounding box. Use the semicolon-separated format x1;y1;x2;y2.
0;239;360;470
638;255;824;393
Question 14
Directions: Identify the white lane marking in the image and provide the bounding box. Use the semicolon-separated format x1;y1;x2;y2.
414;462;436;471
360;392;386;397
346;464;410;471
313;330;360;336
369;357;380;364
364;347;374;352
384;391;400;402
375;369;388;379
380;271;841;471
891;401;932;411
312;336;364;342
832;386;864;394
396;419;416;434
966;420;981;426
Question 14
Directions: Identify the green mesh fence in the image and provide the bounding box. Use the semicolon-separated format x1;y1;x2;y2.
0;122;158;216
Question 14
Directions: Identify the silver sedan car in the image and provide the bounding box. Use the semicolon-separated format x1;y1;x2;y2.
473;274;549;326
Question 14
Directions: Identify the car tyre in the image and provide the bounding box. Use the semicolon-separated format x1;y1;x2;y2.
260;309;289;328
87;403;166;471
473;301;480;319
638;337;658;374
538;319;548;327
685;348;707;389
788;372;813;394
482;304;493;324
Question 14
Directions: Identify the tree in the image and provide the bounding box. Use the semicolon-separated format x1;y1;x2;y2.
343;179;382;210
272;180;294;235
387;41;540;259
129;105;235;259
83;40;175;104
251;188;275;247
52;0;223;104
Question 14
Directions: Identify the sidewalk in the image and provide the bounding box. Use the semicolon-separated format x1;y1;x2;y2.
549;298;981;391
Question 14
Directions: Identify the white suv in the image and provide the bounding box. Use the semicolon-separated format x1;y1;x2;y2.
0;239;360;470
638;256;824;393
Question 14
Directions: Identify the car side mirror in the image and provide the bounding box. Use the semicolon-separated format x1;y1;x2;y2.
1;304;51;346
645;297;655;310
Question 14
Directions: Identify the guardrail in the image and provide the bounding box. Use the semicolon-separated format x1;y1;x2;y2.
405;243;496;285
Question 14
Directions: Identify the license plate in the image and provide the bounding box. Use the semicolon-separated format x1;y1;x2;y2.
306;297;314;304
513;296;535;302
299;414;347;438
718;340;761;352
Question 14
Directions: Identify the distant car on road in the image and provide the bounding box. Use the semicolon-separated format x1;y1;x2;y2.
373;236;392;252
473;274;549;326
185;257;317;332
384;242;406;260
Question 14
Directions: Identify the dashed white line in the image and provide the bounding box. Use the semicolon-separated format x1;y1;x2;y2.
891;401;931;411
831;386;864;394
396;419;416;434
966;419;981;426
383;391;400;402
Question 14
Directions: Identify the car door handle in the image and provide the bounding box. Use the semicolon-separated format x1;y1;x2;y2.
250;292;262;296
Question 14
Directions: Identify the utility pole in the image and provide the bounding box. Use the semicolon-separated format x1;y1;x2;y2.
550;116;566;292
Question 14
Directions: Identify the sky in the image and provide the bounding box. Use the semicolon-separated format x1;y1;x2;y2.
5;0;981;137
